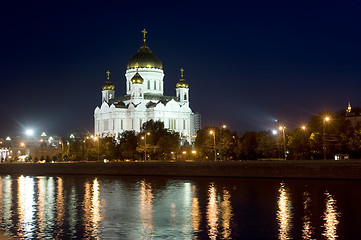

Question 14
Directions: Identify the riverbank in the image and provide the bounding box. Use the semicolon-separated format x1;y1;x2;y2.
0;160;360;179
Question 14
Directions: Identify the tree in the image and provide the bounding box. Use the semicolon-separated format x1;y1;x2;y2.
140;120;180;160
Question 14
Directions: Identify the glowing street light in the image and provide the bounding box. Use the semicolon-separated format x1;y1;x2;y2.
25;129;34;136
209;130;216;161
142;132;150;161
323;115;331;160
20;142;25;147
279;126;287;160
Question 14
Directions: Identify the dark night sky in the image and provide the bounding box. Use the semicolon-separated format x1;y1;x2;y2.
0;0;360;137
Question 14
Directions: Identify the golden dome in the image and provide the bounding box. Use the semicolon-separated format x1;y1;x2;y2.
102;70;115;90
131;72;144;84
176;67;189;88
176;79;189;88
102;81;115;90
127;43;163;70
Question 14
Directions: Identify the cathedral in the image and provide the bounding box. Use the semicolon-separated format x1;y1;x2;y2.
94;29;201;144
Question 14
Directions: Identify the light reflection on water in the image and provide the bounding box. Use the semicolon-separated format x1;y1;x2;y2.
207;183;219;239
323;192;340;240
302;191;314;240
277;183;293;240
0;175;354;239
139;180;154;239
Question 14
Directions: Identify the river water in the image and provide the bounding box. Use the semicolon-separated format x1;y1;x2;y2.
0;175;359;239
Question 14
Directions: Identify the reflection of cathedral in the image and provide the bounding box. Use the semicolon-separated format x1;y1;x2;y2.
94;29;200;143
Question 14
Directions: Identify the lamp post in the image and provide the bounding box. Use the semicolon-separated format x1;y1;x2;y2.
209;130;216;161
142;132;150;161
323;116;330;160
279;126;286;160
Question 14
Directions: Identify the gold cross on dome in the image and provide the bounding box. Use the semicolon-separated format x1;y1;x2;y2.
142;28;148;43
106;70;110;80
180;68;184;78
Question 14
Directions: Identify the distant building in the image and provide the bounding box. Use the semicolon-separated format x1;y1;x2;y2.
345;102;361;128
94;29;201;144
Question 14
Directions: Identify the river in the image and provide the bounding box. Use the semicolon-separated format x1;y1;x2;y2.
0;175;359;239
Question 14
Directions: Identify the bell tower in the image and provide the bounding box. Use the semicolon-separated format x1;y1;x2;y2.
102;70;115;103
176;68;189;105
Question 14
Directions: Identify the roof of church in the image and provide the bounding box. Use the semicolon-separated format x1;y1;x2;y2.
126;43;163;70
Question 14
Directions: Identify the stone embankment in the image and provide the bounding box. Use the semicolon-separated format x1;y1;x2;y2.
0;160;360;179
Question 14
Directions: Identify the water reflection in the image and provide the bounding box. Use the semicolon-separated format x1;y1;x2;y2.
277;183;293;240
0;176;354;239
83;178;102;239
1;176;13;231
302;191;314;240
207;183;219;239
56;177;65;237
221;189;232;239
323;192;340;240
192;185;201;235
139;180;154;239
17;175;35;238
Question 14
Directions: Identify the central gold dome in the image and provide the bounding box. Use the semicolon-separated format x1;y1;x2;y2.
126;43;163;70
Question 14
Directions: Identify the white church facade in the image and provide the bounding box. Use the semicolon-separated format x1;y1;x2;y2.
94;30;200;144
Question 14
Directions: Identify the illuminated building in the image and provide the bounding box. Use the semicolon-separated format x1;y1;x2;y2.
94;29;200;144
345;102;361;128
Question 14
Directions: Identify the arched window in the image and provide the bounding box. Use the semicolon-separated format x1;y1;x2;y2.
184;93;187;101
147;80;150;90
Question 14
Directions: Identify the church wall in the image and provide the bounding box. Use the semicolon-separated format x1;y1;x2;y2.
125;68;164;96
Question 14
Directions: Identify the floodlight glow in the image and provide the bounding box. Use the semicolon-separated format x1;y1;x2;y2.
272;130;278;135
25;129;34;136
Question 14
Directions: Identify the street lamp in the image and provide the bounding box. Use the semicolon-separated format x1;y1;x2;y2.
323;116;330;160
279;126;287;160
209;130;216;161
25;129;34;136
142;132;150;161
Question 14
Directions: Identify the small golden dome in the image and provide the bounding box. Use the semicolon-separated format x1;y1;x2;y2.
131;72;144;84
102;70;115;90
176;79;189;88
176;67;189;88
102;81;115;90
127;43;163;70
